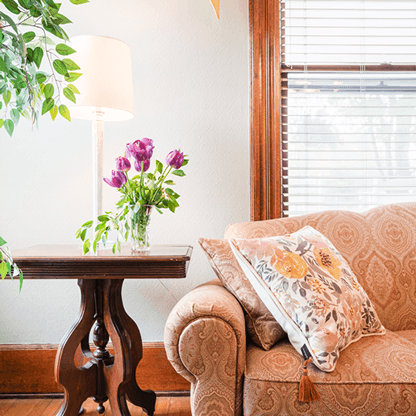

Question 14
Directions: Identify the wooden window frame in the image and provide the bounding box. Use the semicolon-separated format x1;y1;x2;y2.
249;0;416;220
250;0;282;221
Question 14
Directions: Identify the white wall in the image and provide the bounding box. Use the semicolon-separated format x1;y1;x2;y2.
0;0;249;343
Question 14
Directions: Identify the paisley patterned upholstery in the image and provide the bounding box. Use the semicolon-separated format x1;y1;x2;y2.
165;203;416;416
199;237;286;350
226;202;416;332
164;281;246;415
244;330;416;415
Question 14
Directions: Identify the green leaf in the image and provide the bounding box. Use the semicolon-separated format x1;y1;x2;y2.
67;83;80;94
172;169;185;177
0;56;9;73
58;104;71;121
63;87;75;103
2;0;20;14
44;83;54;99
69;0;89;4
23;31;36;43
0;237;7;246
41;97;54;115
164;180;175;185
81;220;93;228
156;160;163;174
4;119;14;136
44;0;58;9
33;47;44;68
17;0;30;9
97;215;109;222
62;58;80;71
0;261;7;279
19;271;23;292
50;105;58;120
36;73;47;84
0;119;3;128
64;72;81;82
53;59;68;76
10;108;19;125
29;6;41;17
182;159;189;166
0;11;18;33
56;43;76;56
80;228;87;241
83;240;90;254
53;13;72;24
168;200;176;213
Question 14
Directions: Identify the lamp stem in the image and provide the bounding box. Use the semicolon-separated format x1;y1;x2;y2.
92;110;104;232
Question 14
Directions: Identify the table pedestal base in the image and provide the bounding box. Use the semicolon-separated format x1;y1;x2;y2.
54;279;156;416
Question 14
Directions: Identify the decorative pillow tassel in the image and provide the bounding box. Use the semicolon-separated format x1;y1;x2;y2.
299;357;320;402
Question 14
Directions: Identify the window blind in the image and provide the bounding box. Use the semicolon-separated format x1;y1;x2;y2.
281;0;416;217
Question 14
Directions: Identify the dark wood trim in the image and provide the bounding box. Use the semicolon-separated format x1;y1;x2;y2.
0;343;190;395
249;0;282;221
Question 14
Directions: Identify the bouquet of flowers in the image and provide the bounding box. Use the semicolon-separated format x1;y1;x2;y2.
0;237;23;291
76;138;188;254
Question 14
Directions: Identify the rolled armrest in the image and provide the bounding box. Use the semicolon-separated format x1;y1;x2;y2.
164;279;246;416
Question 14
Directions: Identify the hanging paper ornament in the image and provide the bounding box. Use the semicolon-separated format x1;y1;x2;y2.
210;0;220;19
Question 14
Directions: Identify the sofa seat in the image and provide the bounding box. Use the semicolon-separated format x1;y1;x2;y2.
244;330;416;416
396;330;416;345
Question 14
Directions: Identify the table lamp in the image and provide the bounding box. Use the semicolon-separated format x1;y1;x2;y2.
69;35;134;226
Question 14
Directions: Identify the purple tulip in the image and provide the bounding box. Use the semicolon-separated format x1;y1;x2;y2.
103;170;127;188
115;156;131;172
166;149;184;169
134;158;150;173
126;138;154;161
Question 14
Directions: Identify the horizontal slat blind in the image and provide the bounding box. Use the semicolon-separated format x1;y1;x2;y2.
281;1;416;217
282;0;416;66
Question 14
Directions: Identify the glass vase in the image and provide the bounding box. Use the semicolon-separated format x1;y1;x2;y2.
130;205;153;252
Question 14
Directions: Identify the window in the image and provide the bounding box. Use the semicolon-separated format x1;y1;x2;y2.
248;0;416;220
281;0;416;216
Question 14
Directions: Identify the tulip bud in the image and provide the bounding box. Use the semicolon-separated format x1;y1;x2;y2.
166;149;184;170
115;156;131;172
103;170;127;188
134;158;150;173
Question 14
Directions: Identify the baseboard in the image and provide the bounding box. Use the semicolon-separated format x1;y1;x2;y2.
0;342;190;395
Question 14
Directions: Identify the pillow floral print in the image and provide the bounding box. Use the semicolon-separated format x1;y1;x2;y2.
229;226;385;372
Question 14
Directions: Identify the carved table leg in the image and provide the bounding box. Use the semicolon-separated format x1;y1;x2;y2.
55;279;98;416
55;278;155;416
102;279;156;416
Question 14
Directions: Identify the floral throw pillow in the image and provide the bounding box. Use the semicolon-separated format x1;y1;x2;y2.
229;226;385;372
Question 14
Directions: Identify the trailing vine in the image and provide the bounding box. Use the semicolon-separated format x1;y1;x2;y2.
0;0;87;135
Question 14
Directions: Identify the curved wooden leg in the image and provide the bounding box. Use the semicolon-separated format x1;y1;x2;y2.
103;279;156;416
55;279;98;416
117;293;156;416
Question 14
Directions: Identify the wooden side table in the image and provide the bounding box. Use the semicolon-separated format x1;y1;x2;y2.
13;244;192;416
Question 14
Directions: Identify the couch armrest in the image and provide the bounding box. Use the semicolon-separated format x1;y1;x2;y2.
164;279;246;416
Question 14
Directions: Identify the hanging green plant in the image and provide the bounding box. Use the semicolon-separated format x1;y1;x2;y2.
0;0;87;136
0;236;23;290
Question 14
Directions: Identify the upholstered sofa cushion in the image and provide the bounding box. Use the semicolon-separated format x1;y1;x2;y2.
230;226;385;372
395;329;416;345
199;238;286;350
225;202;416;333
244;330;416;415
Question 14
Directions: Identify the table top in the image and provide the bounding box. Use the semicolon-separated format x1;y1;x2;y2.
12;244;193;280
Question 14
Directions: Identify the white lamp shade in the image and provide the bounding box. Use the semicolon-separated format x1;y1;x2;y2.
68;35;135;121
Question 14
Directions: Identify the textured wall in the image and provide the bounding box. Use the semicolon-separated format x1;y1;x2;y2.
0;0;249;343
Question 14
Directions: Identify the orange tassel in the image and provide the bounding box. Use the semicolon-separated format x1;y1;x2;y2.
299;357;320;402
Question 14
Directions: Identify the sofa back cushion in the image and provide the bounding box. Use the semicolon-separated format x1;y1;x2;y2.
225;202;416;332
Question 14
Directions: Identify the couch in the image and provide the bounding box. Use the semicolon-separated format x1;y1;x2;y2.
165;202;416;415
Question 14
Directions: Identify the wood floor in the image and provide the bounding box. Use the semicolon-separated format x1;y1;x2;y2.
0;396;191;416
